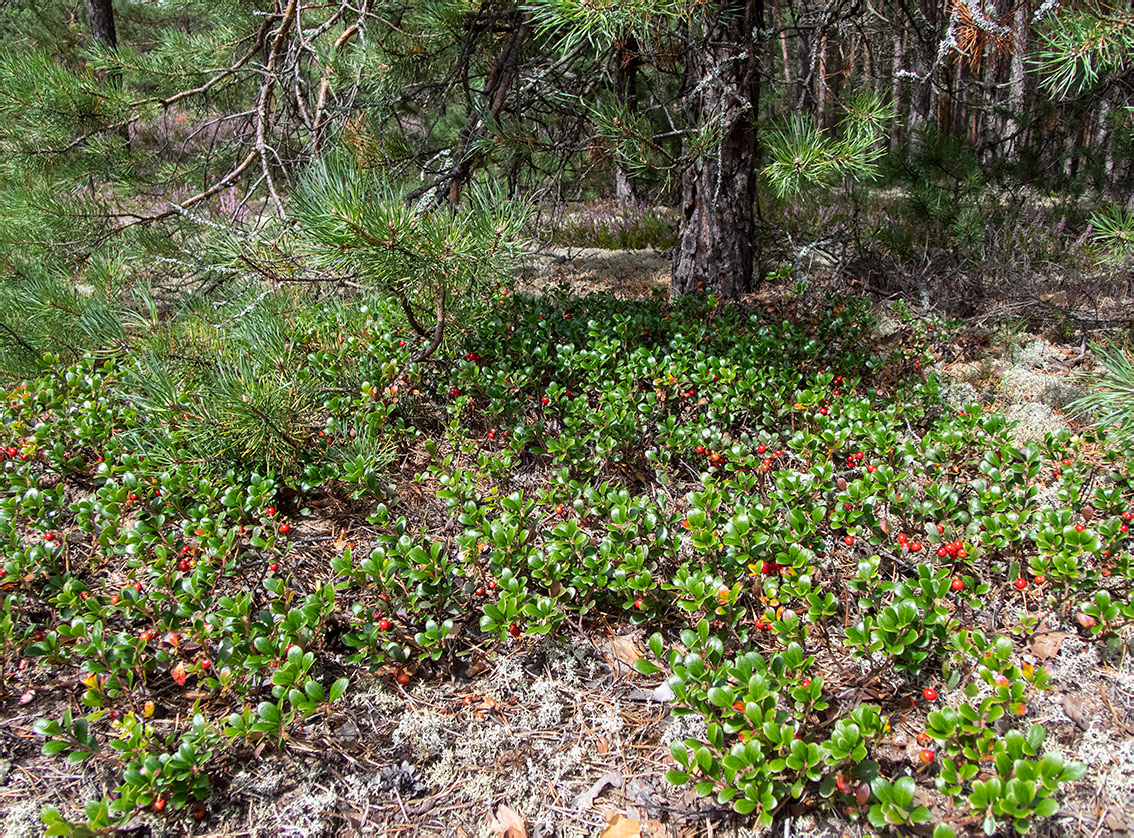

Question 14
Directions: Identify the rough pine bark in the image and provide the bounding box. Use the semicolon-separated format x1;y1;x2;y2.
1004;0;1029;160
614;35;641;203
87;0;118;50
672;0;763;297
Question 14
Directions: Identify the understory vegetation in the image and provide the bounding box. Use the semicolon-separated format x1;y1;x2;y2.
4;282;1131;834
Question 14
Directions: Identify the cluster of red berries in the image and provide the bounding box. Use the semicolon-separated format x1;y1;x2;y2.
935;539;968;559
760;560;783;574
844;451;866;468
463;352;484;363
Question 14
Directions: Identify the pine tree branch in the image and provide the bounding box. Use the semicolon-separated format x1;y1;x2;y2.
387;283;446;396
138;18;275;111
312;15;364;153
0;320;38;358
397;290;431;338
256;0;300;219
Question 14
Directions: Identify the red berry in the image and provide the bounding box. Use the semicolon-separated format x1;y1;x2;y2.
279;523;291;535
733;700;745;711
937;524;945;534
1033;575;1046;585
923;687;937;701
269;562;279;572
1123;511;1134;523
133;582;142;591
1074;524;1085;533
378;619;392;631
488;431;496;440
918;749;935;764
951;578;964;591
508;623;521;637
909;542;922;553
937;547;948;558
110;595;120;605
540;396;550;405
695;445;705;454
200;658;211;670
153;797;167;813
555;504;565;515
756;444;766;454
957;548;968;559
844;535;854;546
1014;578;1027;590
265;506;276;517
801;678;812;688
44;531;54;542
634;598;644;610
396;671;411;686
178;559;190;572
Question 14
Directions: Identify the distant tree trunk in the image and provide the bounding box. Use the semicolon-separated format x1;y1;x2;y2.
890;33;903;151
87;0;127;143
614;35;640;203
796;28;814;111
672;0;763;297
1004;0;1029;160
87;0;118;50
816;36;828;128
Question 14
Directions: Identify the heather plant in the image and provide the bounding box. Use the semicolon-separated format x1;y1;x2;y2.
544;199;678;250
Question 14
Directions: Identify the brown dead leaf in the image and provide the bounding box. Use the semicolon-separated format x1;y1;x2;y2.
601;814;641;838
606;634;641;668
487;804;525;838
1105;810;1128;833
171;661;187;686
571;770;622;810
1029;631;1067;660
1060;693;1089;731
466;657;490;677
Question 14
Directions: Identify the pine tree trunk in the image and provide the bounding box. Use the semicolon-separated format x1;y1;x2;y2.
1004;0;1029;160
614;35;640;204
890;33;903;151
87;0;127;143
672;0;763;297
87;0;118;49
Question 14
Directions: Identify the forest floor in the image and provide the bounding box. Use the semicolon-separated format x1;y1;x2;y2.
2;249;1133;838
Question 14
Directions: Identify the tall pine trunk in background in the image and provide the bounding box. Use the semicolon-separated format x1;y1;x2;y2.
614;35;641;203
87;0;128;143
672;0;763;296
88;0;118;49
